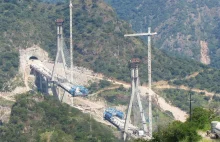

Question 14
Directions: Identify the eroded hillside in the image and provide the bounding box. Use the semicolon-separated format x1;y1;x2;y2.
105;0;220;68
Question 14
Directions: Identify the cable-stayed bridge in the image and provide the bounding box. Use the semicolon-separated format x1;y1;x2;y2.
26;1;186;140
26;17;150;140
0;0;190;141
26;16;155;141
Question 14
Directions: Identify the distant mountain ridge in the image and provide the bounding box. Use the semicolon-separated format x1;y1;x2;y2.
105;0;220;68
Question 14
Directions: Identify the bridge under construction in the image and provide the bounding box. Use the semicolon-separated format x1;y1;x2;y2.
28;0;159;141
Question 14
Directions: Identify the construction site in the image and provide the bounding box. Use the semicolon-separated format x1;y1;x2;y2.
2;0;213;141
0;2;189;141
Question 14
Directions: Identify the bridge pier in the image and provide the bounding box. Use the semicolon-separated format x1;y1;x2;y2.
30;63;73;107
34;73;70;103
42;77;49;95
32;70;50;95
45;79;49;95
39;74;43;92
50;83;60;100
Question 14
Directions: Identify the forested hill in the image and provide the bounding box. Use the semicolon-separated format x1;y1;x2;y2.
0;93;120;142
0;0;209;91
105;0;220;68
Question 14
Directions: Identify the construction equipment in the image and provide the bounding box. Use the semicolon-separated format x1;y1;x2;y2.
105;108;124;119
207;121;220;139
103;107;151;140
69;86;89;96
104;108;125;129
58;83;89;97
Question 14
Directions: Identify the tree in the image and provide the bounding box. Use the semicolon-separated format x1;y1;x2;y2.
190;107;213;129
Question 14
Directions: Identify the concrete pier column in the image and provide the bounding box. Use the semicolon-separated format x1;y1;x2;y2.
43;77;49;95
39;74;43;92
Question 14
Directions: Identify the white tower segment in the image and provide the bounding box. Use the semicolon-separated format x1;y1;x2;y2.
135;66;148;133
123;58;148;141
123;66;135;141
52;19;67;82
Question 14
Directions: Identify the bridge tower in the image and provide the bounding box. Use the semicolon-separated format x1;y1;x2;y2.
124;58;148;141
52;19;67;81
50;19;70;102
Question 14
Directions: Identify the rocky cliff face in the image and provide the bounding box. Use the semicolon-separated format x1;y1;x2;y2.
200;41;210;65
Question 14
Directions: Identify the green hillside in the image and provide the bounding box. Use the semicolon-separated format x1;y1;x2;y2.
105;0;220;68
0;0;208;91
172;69;220;93
0;92;120;142
1;1;220;141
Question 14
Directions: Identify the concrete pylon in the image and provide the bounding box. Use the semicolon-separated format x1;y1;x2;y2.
52;19;67;82
124;66;135;141
124;58;148;141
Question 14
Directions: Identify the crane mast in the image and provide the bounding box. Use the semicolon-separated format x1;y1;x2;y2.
69;0;73;83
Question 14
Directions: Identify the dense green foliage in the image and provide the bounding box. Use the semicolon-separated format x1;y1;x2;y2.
0;51;19;90
98;86;130;105
0;0;58;90
105;0;220;68
158;89;210;111
88;81;130;105
0;93;120;142
87;79;112;93
134;107;220;142
172;69;220;93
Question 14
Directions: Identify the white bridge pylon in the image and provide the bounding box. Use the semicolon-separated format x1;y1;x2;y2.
50;18;73;104
52;19;68;82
